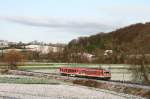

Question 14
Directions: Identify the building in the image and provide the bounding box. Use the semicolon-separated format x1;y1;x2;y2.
0;40;9;48
104;50;113;56
25;45;64;54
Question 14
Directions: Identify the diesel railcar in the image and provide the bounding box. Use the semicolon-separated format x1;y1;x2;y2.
59;67;111;80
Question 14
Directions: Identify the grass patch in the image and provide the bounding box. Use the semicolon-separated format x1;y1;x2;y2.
0;76;60;84
18;66;58;70
22;64;55;66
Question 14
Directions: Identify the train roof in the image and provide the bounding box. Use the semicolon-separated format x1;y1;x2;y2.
60;67;108;71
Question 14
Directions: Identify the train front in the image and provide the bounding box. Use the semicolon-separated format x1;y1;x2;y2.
103;69;111;80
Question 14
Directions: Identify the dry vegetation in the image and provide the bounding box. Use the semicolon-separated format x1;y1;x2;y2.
3;50;25;69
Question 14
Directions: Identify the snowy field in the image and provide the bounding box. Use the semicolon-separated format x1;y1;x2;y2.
0;83;133;99
0;74;145;99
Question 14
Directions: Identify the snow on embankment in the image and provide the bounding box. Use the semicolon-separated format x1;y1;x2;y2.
3;69;150;99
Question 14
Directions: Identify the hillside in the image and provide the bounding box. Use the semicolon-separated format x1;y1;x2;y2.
111;23;150;44
67;22;150;53
68;33;112;53
65;22;150;63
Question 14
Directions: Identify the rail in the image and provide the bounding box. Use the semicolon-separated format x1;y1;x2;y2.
8;70;150;89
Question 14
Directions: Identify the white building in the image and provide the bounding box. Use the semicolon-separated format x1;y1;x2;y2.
104;50;113;56
25;45;64;54
82;53;94;60
77;52;95;61
0;40;9;48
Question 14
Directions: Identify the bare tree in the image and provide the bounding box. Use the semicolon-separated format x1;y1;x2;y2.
4;50;24;69
127;33;150;84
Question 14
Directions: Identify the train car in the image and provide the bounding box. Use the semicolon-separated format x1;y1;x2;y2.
59;67;111;80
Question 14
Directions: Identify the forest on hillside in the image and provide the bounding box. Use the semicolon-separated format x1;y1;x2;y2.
64;22;150;63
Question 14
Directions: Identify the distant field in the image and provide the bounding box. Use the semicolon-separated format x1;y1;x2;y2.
20;63;150;68
1;62;149;70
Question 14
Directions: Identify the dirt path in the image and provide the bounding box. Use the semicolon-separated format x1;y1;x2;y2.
0;83;132;99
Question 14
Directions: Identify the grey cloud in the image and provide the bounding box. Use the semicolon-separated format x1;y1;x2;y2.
0;16;117;34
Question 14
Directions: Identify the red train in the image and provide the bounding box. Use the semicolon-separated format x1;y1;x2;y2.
59;67;111;80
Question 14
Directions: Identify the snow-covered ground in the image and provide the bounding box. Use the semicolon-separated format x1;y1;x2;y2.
0;83;131;99
0;74;145;99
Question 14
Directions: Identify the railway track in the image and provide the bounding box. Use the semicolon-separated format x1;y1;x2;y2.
8;70;150;89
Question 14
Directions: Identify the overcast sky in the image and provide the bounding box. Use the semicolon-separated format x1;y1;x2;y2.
0;0;150;43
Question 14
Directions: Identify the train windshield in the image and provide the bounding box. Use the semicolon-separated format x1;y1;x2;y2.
104;71;110;74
